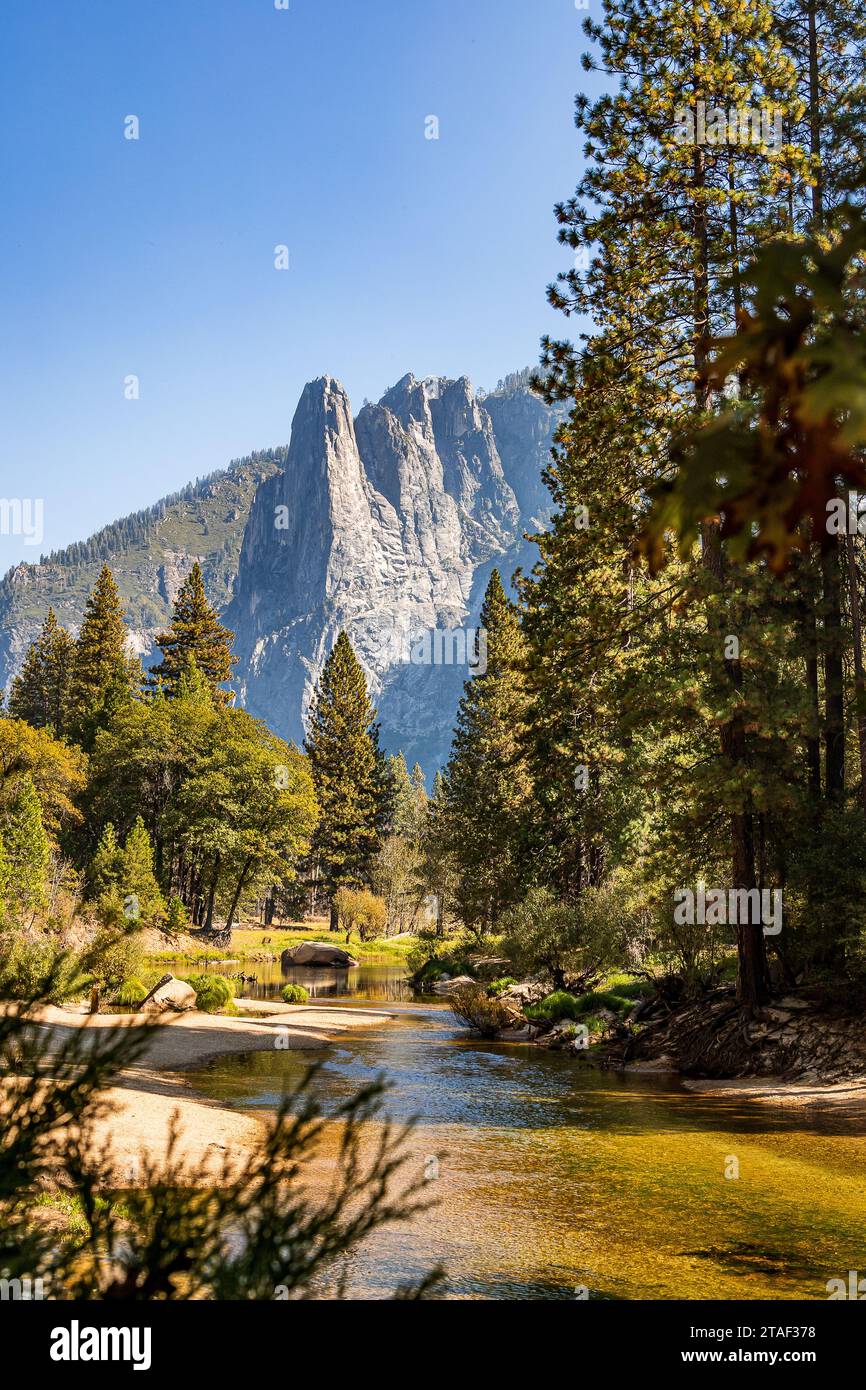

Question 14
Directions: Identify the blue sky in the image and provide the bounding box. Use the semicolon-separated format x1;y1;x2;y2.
0;0;593;567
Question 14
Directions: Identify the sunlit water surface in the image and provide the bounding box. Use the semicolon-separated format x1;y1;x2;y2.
194;968;866;1300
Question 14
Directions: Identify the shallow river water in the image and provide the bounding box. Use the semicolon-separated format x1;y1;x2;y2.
194;965;866;1300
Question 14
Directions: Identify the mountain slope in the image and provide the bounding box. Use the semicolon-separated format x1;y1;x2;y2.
0;452;283;690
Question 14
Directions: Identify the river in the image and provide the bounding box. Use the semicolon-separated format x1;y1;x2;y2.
194;962;866;1300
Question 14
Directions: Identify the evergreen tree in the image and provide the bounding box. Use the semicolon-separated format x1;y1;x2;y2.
409;763;428;841
440;571;531;934
530;0;814;1004
8;609;75;733
2;775;49;916
304;632;387;928
69;565;139;750
149;562;236;704
385;753;415;838
417;769;457;936
120;817;166;925
88;823;122;901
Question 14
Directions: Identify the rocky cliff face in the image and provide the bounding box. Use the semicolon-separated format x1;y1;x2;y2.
227;372;558;771
0;372;559;773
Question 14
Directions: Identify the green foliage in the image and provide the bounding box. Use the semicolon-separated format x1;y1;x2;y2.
643;210;866;574
500;886;626;993
165;895;190;933
0;717;86;843
86;685;317;932
8;609;75;734
487;977;518;996
149;562;237;703
281;983;310;1004
87;822;122;899
185;973;235;1013
525;989;634;1024
68;564;140;750
333;886;388;941
113;977;148;1008
305;631;388;911
0;936;88;1003
1;774;49;915
448;982;513;1038
87;925;145;994
438;571;531;935
120;816;166;926
407;934;476;986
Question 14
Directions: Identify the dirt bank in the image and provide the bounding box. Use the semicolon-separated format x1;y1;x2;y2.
21;1003;395;1183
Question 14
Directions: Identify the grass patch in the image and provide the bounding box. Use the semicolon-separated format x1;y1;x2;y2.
145;925;418;969
526;988;640;1024
281;983;309;1004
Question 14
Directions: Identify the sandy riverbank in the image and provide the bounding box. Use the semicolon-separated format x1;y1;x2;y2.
21;1002;395;1182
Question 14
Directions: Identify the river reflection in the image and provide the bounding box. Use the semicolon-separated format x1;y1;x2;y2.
196;1003;866;1300
204;958;416;1003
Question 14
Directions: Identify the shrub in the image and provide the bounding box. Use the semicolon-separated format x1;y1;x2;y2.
332;887;388;941
88;925;145;994
610;979;651;1001
500;885;628;993
186;974;235;1013
408;933;477;987
165;896;190;934
114;978;148;1009
526;988;634;1024
281;983;309;1004
488;977;518;996
449;982;513;1038
0;936;87;1003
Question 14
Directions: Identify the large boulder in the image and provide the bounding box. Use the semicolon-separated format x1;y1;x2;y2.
139;973;197;1014
281;942;359;969
430;974;476;996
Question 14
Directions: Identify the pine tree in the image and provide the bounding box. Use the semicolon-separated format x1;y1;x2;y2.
8;609;75;733
120;817;166;926
532;0;815;1005
417;769;457;936
69;565;139;750
149;562;236;704
304;632;387;928
2;775;49;916
88;823;122;902
440;571;531;934
386;753;416;839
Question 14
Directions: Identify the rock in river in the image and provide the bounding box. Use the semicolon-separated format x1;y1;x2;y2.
281;942;359;968
140;973;197;1013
